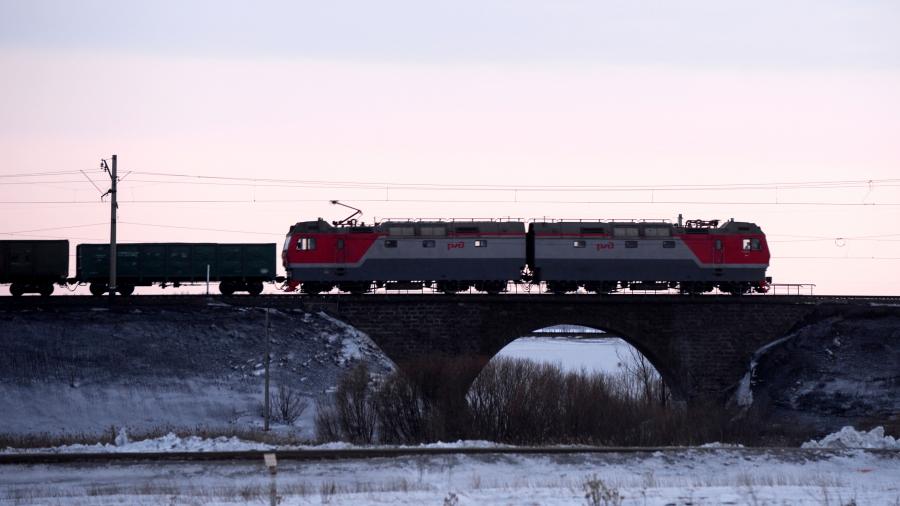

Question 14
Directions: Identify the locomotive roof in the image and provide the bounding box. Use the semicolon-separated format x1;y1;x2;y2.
288;219;525;235
531;219;764;235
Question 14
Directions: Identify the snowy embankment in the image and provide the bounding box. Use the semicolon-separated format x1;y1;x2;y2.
5;426;897;455
731;313;900;433
1;427;508;454
802;426;900;450
0;305;394;440
2;443;899;505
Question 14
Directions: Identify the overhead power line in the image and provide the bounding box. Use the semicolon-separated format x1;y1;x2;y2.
2;198;900;206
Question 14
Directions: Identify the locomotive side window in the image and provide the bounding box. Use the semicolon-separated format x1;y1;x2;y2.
389;227;414;236
296;237;317;251
336;239;345;250
421;226;446;236
662;240;675;248
422;240;436;248
573;240;586;248
614;227;639;237
743;238;762;251
625;240;638;248
714;239;723;250
384;240;398;248
474;240;488;247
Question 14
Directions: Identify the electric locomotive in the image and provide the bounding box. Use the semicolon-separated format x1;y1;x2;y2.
283;215;770;295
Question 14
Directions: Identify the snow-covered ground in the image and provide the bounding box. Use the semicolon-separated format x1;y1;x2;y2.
2;428;898;504
2;446;898;505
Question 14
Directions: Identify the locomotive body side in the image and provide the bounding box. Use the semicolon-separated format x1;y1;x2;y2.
0;240;69;296
283;219;526;293
531;220;769;294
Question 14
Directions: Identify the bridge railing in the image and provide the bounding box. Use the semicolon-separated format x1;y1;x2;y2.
765;283;816;296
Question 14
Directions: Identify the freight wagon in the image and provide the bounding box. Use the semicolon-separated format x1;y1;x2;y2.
0;240;69;296
76;243;277;296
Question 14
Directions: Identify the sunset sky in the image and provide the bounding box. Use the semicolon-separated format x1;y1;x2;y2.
1;1;899;294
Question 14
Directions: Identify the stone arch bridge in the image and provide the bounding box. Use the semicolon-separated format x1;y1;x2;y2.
301;295;900;404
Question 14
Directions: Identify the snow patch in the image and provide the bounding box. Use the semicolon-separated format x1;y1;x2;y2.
3;432;275;454
801;426;900;449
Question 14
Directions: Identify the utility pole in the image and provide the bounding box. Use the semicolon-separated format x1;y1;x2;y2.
102;155;118;300
264;307;271;431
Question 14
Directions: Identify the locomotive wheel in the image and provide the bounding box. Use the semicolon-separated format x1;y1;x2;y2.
9;283;24;297
546;281;576;294
38;283;54;297
117;284;134;296
219;280;235;296
247;281;264;296
436;281;463;294
720;282;750;296
338;282;370;295
475;281;506;295
302;282;329;295
89;282;108;297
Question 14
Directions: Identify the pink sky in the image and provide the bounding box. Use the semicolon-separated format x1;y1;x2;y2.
2;2;899;295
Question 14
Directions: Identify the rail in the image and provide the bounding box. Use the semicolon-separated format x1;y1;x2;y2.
1;445;897;465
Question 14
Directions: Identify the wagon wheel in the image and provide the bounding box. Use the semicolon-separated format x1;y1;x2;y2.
89;282;108;297
219;280;235;296
117;284;134;296
38;283;54;297
9;283;24;297
246;281;264;296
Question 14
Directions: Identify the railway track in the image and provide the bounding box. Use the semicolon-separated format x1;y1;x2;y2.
2;446;898;465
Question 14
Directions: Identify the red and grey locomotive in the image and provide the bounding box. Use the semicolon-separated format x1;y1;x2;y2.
282;216;770;295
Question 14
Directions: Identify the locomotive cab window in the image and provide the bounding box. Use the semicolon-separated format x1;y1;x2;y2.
474;240;487;247
296;237;317;251
742;238;761;251
573;240;586;248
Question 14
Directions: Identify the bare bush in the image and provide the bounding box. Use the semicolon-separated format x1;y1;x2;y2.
272;385;309;425
315;363;376;444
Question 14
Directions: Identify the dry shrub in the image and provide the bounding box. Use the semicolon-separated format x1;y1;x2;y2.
273;385;309;425
315;363;376;444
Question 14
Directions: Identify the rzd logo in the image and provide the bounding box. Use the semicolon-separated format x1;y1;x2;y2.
447;241;465;250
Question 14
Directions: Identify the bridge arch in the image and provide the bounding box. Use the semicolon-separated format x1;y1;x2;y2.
307;295;823;404
489;323;683;402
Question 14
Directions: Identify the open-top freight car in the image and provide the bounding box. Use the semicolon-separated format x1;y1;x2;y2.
0;240;69;296
76;243;277;296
